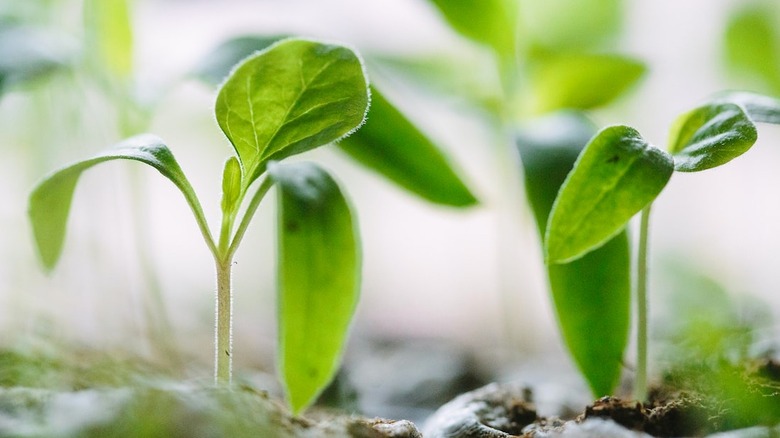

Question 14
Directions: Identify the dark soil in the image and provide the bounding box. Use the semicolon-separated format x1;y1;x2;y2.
425;358;780;437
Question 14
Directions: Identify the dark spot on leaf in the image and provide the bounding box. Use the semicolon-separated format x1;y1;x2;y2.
225;350;231;357
607;155;620;164
285;220;300;232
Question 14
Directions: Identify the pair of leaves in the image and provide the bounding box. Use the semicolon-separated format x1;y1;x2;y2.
518;112;630;396
546;99;763;265
197;35;477;207
540;93;780;395
30;39;367;414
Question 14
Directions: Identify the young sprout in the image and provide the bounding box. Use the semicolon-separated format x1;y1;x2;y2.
544;92;780;401
28;38;371;414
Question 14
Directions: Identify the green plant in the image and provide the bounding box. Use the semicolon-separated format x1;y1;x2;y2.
544;91;780;402
192;0;646;399
28;37;371;413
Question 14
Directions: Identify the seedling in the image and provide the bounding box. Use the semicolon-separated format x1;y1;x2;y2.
544;91;780;401
28;38;371;413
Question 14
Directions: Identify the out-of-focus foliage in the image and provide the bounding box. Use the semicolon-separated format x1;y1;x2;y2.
724;1;780;95
0;23;72;94
654;263;780;430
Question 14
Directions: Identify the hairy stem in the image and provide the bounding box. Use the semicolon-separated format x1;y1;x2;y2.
215;259;233;385
635;205;652;402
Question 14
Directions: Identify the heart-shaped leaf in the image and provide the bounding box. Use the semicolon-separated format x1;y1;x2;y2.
715;91;780;125
338;87;478;207
269;161;360;414
518;113;630;397
215;38;370;186
668;102;757;172
545;125;673;264
29;134;207;270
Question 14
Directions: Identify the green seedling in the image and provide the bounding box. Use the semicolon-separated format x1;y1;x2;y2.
424;0;643;399
544;91;780;402
28;38;371;414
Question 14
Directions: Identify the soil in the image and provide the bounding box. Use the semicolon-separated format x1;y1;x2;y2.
424;359;780;437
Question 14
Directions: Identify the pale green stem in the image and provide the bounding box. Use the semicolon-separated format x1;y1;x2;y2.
213;176;274;385
635;205;652;402
215;259;233;385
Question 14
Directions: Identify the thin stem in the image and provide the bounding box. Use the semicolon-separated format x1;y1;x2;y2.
635;205;652;403
227;177;274;260
215;259;233;385
212;176;274;385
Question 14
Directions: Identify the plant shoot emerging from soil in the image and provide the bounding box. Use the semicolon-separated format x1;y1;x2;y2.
28;38;371;414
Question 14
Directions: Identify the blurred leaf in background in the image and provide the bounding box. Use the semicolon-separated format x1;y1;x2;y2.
0;23;73;95
724;1;780;95
519;0;623;55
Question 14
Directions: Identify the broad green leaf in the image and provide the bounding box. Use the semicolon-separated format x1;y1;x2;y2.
0;24;71;93
545;126;673;264
215;38;370;186
715;91;780;125
29;134;204;270
427;0;518;60
524;54;645;114
724;4;780;95
83;0;133;79
668;102;757;172
519;0;623;53
517;112;629;397
548;236;629;396
269;161;360;414
338;87;478;207
193;34;287;85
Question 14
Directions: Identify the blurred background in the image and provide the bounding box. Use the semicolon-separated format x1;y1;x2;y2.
1;0;780;414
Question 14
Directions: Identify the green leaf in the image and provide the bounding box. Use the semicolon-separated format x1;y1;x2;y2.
29;134;206;270
83;0;133;78
548;235;630;396
517;112;629;397
220;156;242;216
524;54;645;114
545;126;673;264
193;34;287;85
714;91;780;125
215;38;370;187
723;4;780;95
668;102;757;172
269;161;360;414
427;0;518;59
519;0;623;53
338;87;477;207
